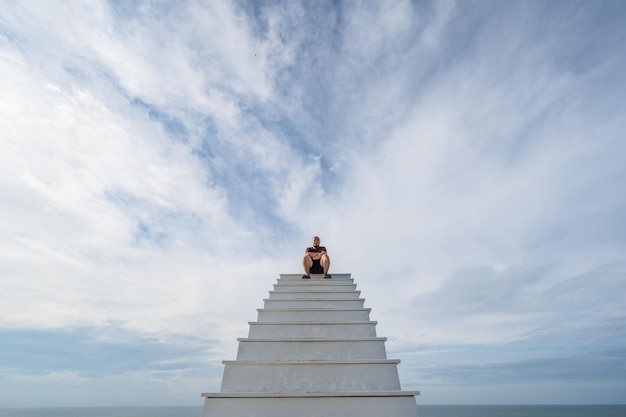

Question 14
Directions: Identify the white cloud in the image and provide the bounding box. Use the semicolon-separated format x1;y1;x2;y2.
0;27;257;338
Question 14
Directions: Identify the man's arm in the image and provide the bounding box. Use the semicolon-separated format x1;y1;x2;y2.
306;247;327;260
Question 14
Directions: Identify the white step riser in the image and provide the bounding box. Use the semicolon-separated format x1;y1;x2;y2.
263;299;365;309
279;273;352;280
273;284;357;292
220;363;401;392
268;291;361;300
276;281;355;287
202;396;418;417
248;323;377;338
236;340;388;361
257;309;371;322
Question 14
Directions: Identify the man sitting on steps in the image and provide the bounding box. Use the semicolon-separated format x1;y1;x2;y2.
302;236;331;279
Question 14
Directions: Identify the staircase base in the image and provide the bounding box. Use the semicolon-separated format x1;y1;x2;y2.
201;391;420;417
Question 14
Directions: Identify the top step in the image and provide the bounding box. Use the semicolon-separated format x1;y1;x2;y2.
279;273;352;282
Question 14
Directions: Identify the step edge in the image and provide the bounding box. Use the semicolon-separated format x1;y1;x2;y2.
257;308;371;312
248;321;378;325
202;390;420;398
222;359;401;365
269;290;361;294
263;298;365;302
236;337;387;342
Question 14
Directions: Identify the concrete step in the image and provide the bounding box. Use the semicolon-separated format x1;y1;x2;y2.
236;337;388;361
248;321;378;338
273;283;357;291
276;280;355;287
263;298;365;309
275;280;355;287
248;321;376;339
268;290;361;300
201;392;420;417
279;273;352;281
220;360;402;392
257;308;371;322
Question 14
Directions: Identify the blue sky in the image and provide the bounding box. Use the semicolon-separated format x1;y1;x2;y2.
1;0;625;407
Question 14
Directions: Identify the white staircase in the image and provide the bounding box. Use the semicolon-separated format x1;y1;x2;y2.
201;273;420;417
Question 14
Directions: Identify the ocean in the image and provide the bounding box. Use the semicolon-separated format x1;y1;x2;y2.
418;405;626;417
0;405;624;417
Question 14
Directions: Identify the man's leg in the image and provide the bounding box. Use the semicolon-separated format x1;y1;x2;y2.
320;254;331;276
302;255;313;277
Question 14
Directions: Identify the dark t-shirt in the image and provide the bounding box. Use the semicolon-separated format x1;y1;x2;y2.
306;246;327;254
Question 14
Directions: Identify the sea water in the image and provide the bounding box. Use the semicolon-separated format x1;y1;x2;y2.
418;405;626;417
0;407;201;417
0;405;624;417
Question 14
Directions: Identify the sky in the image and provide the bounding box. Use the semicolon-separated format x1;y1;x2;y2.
1;0;625;407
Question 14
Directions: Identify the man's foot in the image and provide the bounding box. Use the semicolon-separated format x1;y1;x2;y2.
324;274;332;279
302;275;311;279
